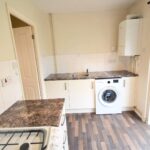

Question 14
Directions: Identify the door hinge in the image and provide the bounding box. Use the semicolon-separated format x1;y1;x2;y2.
32;35;35;39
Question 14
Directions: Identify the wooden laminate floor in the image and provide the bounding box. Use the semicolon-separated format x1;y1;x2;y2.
66;112;150;150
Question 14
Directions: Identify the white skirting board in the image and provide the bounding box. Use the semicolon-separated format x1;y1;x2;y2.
66;107;144;122
66;108;95;114
66;107;134;114
121;107;134;111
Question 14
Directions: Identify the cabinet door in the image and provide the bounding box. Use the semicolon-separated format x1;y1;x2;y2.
122;77;137;108
45;81;70;109
69;80;95;109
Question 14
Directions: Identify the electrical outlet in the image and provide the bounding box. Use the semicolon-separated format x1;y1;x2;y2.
6;76;12;83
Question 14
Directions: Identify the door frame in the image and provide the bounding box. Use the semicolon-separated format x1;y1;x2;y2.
146;58;150;125
5;4;43;99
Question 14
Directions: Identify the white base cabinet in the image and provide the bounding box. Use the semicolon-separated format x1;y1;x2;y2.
48;106;69;150
69;80;95;109
122;77;137;108
45;81;70;109
45;79;95;111
45;77;137;112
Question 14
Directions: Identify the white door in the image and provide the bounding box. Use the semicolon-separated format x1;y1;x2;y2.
69;80;95;109
13;27;40;100
45;81;70;109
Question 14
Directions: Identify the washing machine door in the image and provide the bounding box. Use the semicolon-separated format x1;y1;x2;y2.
98;87;118;107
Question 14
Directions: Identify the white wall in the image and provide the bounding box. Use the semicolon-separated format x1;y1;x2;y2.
0;60;22;114
51;11;132;73
128;0;150;120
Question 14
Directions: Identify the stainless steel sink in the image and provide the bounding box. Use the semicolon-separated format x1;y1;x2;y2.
72;72;89;79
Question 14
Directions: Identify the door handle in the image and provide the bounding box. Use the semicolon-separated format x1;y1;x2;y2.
63;131;67;144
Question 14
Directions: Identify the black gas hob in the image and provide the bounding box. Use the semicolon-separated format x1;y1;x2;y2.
0;129;47;150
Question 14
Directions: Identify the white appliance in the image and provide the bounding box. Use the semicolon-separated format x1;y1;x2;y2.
118;18;142;56
95;78;123;114
0;126;67;150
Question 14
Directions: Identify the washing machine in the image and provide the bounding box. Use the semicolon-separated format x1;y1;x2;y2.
95;78;123;114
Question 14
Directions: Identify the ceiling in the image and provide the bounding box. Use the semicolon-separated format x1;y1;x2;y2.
33;0;139;13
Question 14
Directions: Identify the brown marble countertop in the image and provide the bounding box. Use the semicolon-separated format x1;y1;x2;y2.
0;99;64;128
45;70;138;81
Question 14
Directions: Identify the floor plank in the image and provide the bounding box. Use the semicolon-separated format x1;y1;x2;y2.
66;111;150;150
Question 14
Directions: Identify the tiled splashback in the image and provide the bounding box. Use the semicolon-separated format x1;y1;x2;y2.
0;60;22;114
55;52;132;73
41;56;55;78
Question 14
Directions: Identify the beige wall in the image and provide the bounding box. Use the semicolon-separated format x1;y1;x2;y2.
52;10;127;55
0;0;54;61
128;0;150;119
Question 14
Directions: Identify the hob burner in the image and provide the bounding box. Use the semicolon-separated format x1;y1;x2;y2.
20;143;30;150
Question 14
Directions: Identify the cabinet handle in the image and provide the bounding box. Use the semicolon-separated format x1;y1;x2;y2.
91;81;94;89
123;80;126;87
64;83;67;91
61;115;66;126
63;131;67;144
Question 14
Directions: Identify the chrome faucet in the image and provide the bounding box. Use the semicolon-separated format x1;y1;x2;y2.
86;69;89;76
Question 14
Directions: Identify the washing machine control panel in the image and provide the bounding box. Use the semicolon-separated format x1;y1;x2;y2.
113;79;119;83
107;79;119;84
107;81;111;84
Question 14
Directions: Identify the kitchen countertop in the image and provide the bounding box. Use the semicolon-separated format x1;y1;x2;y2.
0;99;64;128
44;70;138;81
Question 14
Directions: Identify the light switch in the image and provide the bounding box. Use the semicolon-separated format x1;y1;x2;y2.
1;76;11;87
6;76;12;83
